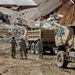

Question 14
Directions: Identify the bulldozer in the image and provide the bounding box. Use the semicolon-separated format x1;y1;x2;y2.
55;23;75;68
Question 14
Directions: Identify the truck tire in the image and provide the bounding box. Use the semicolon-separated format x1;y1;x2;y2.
31;43;35;54
35;44;39;54
56;51;68;68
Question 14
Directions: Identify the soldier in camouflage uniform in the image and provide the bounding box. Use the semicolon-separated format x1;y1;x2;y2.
19;38;27;59
10;36;17;58
36;39;43;59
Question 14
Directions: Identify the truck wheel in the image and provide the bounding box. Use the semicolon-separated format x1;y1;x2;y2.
35;44;39;54
56;51;68;68
31;43;35;54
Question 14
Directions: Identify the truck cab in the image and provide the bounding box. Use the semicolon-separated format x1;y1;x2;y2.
55;24;75;68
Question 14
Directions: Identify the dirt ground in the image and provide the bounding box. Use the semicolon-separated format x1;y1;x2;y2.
0;42;75;75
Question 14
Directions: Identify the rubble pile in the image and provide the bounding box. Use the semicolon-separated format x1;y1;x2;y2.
0;24;25;42
1;0;72;42
0;6;62;42
57;0;75;25
34;13;61;29
0;7;31;42
19;0;61;21
0;26;10;38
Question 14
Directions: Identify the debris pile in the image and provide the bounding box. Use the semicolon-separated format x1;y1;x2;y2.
19;0;61;21
0;23;25;42
0;6;62;42
34;13;62;29
0;0;74;45
57;1;75;25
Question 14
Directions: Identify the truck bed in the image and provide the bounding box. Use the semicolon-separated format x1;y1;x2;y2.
27;29;55;42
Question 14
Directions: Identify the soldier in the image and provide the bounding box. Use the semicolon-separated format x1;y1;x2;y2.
19;38;27;59
10;36;17;58
36;38;43;59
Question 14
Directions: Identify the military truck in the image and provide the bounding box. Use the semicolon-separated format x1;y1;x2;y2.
24;29;55;54
55;23;75;68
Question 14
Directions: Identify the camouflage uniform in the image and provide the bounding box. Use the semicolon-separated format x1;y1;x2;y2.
36;39;43;58
19;39;27;59
10;37;17;58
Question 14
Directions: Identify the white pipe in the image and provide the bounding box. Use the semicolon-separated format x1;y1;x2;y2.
70;0;75;4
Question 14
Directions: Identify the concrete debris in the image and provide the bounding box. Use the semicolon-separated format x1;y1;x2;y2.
13;0;37;6
0;23;25;42
0;9;62;42
0;7;28;25
34;13;62;29
19;8;41;21
0;0;37;6
37;0;61;16
0;0;62;43
19;0;61;21
33;0;47;5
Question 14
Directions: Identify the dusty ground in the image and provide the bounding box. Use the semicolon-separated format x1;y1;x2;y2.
0;42;75;75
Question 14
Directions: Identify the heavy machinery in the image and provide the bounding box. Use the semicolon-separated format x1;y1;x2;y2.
55;23;75;68
24;29;55;54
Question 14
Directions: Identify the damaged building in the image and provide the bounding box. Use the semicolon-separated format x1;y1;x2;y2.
0;0;62;41
19;0;61;21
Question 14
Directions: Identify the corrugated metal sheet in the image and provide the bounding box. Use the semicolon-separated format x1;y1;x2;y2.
0;0;37;6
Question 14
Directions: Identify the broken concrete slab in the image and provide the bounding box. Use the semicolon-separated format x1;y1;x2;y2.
37;0;61;16
0;7;28;25
19;7;41;21
33;0;47;5
19;0;61;21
